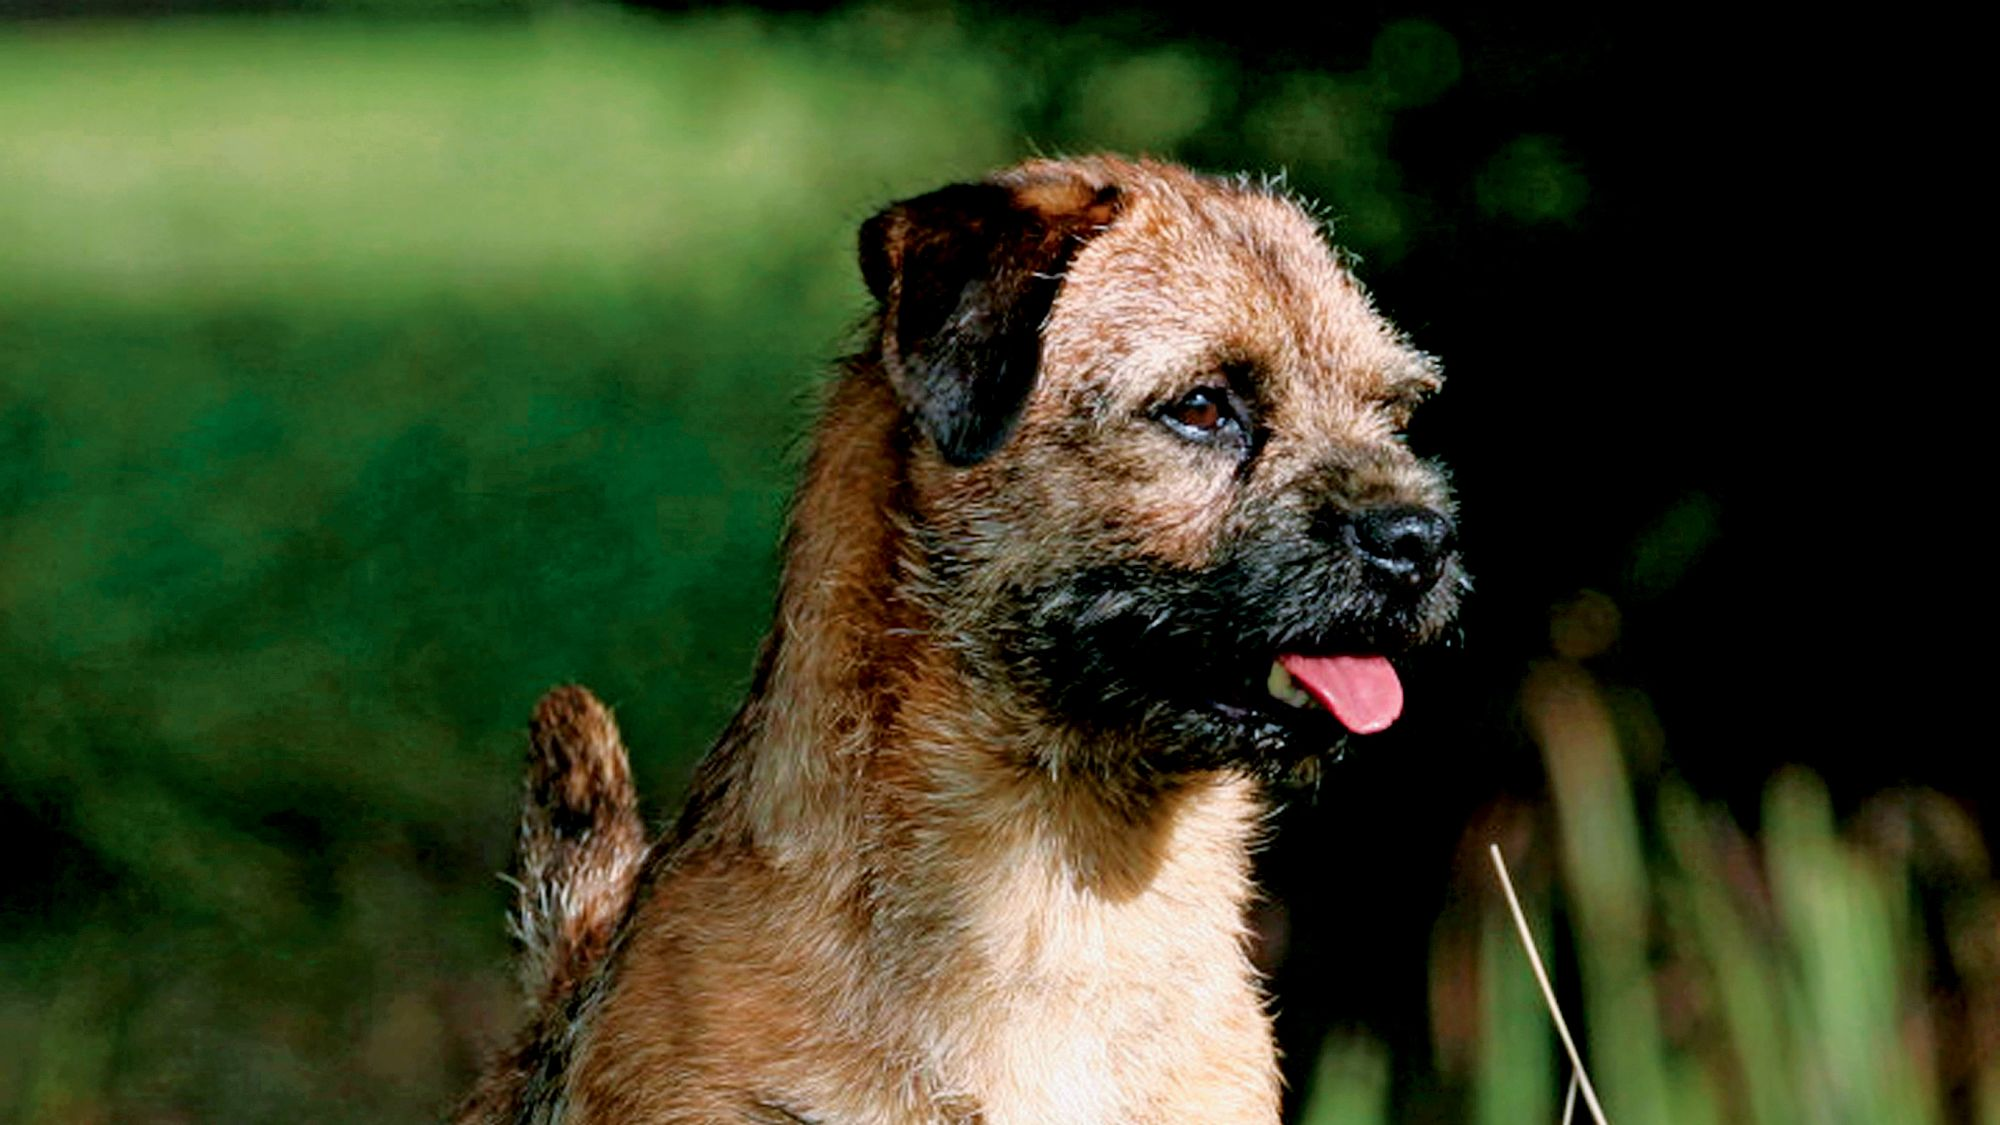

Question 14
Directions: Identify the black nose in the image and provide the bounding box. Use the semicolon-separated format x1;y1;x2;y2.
1352;506;1454;593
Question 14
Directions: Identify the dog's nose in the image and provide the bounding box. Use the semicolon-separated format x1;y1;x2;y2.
1352;506;1454;593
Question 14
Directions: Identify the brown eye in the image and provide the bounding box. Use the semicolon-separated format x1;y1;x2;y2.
1169;389;1224;431
1157;385;1249;453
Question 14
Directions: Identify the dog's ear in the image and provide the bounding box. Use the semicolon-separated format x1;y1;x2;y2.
860;174;1122;466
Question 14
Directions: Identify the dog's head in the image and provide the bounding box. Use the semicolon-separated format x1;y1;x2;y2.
861;156;1467;776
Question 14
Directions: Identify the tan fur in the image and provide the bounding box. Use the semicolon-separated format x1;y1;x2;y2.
458;156;1461;1124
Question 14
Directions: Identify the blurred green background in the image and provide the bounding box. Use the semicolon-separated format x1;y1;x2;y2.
1;4;1984;1123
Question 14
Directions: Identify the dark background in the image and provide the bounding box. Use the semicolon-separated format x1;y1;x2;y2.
1;3;1976;1122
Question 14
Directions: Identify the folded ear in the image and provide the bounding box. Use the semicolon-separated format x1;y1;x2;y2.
859;173;1123;466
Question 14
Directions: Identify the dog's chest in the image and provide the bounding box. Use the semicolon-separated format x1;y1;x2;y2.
920;783;1275;1124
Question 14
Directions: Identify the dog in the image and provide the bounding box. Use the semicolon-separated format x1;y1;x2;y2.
456;155;1465;1124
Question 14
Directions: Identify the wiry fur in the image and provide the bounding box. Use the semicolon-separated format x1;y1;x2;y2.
457;687;647;1122
510;686;647;1005
457;156;1464;1124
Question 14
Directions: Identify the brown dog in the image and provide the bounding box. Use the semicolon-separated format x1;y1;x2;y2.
457;155;1465;1124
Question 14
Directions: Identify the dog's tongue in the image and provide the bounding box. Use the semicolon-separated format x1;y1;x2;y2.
1278;654;1403;734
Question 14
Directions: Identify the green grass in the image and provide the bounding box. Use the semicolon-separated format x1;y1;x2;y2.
0;12;1017;310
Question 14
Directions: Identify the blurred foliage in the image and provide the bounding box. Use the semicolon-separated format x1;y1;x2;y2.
1410;597;2000;1125
0;5;1981;1124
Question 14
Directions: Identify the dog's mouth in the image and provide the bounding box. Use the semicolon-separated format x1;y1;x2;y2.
995;551;1457;769
1206;653;1400;738
1266;653;1402;733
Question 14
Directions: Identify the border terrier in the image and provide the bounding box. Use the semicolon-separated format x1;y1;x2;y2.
457;155;1465;1124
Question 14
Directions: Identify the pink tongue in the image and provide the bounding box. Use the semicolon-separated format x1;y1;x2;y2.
1278;654;1403;735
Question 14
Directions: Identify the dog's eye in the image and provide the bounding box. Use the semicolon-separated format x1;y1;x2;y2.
1171;391;1224;430
1159;387;1245;448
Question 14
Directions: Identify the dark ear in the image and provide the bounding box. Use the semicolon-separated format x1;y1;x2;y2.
859;174;1122;466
